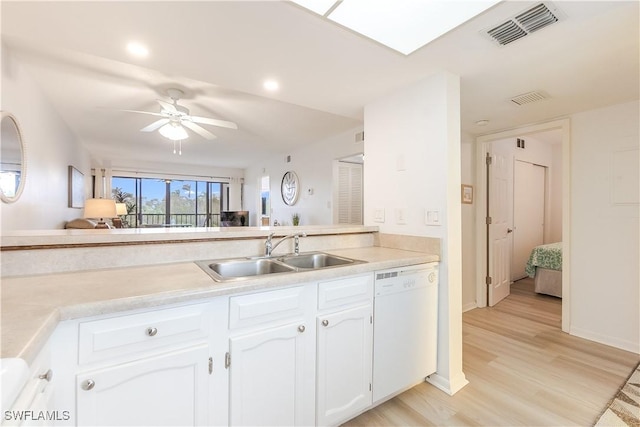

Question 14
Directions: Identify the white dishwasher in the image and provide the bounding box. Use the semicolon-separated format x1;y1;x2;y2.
372;262;438;403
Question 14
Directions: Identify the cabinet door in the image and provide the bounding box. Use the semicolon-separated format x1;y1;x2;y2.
316;304;373;426
76;345;210;426
229;322;315;426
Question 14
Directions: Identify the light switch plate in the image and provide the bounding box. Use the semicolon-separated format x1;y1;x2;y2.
395;208;407;225
373;208;385;223
425;210;440;226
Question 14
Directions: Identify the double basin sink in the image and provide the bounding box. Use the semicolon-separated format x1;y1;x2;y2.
197;252;363;282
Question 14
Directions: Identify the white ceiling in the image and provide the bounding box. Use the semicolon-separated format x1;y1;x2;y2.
1;1;638;169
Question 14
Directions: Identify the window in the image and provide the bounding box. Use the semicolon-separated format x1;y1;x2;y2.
260;176;270;226
111;176;226;227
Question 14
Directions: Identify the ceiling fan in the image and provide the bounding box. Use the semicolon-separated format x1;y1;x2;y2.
124;88;238;141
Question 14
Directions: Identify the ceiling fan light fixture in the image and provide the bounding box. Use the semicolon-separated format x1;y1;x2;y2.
159;122;188;141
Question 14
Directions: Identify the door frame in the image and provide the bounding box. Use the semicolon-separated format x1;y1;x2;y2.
474;118;571;333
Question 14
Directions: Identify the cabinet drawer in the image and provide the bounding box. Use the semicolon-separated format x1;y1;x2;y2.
78;303;211;365
318;274;373;310
229;286;309;330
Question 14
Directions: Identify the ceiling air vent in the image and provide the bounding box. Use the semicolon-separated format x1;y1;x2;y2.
485;2;563;46
510;90;549;106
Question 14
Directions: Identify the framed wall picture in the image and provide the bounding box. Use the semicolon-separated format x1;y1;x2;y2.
461;184;473;204
68;165;84;208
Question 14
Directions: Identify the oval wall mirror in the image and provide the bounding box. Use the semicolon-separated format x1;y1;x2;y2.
0;112;27;203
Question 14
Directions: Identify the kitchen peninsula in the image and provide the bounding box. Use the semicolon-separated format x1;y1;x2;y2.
1;226;440;426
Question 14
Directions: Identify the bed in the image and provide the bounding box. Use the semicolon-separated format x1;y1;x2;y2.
525;242;562;298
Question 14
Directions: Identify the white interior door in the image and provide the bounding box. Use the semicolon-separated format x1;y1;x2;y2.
512;161;546;280
488;145;512;306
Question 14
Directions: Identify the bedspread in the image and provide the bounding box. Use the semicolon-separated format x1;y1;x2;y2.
525;242;562;278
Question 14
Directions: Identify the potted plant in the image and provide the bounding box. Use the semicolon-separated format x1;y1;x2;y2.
292;213;300;226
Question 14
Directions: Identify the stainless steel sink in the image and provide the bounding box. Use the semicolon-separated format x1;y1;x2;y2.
277;252;357;269
196;252;363;282
197;258;295;281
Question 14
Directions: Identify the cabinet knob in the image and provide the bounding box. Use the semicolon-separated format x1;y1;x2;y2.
322;319;329;327
297;325;306;333
39;369;53;382
146;327;158;337
82;379;95;391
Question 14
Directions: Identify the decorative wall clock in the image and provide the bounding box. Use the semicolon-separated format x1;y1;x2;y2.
281;171;299;206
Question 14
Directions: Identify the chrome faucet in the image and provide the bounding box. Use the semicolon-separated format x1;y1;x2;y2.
265;232;307;256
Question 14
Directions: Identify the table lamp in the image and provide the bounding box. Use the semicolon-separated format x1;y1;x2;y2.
84;199;117;229
112;203;127;228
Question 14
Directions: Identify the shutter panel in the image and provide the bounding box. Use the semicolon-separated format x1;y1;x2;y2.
336;162;363;225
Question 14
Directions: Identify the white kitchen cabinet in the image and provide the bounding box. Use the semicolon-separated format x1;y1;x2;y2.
227;285;315;426
51;299;226;427
316;274;373;426
3;340;58;427
76;345;210;426
228;322;315;426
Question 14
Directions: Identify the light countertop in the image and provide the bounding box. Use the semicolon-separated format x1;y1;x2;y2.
1;246;438;364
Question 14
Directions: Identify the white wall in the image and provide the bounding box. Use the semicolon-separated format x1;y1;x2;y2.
1;45;92;231
570;100;639;352
461;133;476;312
364;71;467;395
550;142;563;242
244;126;363;226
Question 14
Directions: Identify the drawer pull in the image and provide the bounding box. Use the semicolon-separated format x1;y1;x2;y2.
39;369;53;382
322;319;329;327
297;325;306;333
146;327;158;337
82;379;95;391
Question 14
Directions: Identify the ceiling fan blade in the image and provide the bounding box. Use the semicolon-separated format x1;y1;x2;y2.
182;121;217;140
190;116;238;130
140;118;170;132
121;109;166;118
157;99;177;113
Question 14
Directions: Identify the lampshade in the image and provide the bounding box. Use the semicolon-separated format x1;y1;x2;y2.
84;198;117;219
159;122;189;141
115;203;128;216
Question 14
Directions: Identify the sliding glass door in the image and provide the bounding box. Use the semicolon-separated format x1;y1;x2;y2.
111;176;225;227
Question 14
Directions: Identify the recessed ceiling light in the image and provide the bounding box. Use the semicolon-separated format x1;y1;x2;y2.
263;79;280;91
291;0;501;55
126;42;149;58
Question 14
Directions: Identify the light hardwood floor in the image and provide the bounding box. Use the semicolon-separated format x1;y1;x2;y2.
345;279;640;426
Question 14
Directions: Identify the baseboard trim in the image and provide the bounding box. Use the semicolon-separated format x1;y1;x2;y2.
426;372;469;396
462;302;477;313
570;326;640;353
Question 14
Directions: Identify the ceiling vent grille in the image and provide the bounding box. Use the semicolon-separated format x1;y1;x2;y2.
510;90;549;106
485;2;563;46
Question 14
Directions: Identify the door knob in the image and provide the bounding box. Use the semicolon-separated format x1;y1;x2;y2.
297;325;306;333
507;228;513;233
322;320;329;327
146;327;158;336
82;379;95;391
